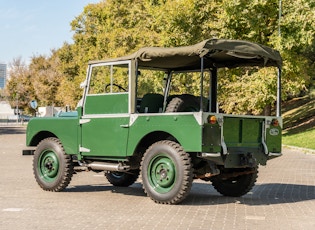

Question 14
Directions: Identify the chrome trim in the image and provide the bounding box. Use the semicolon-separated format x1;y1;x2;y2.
82;114;129;119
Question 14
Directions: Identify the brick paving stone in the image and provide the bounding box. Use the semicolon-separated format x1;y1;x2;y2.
0;126;315;230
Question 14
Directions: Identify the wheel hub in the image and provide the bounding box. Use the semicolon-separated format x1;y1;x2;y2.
39;151;59;181
148;154;176;193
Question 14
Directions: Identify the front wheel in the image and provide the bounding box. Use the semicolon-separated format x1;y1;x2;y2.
141;141;193;204
33;137;74;191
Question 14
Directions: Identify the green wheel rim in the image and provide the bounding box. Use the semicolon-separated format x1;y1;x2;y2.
147;154;176;194
38;150;59;183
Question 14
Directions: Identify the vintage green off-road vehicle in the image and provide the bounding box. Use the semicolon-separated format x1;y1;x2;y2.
25;39;282;204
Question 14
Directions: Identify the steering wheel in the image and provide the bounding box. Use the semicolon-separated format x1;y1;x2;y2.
105;83;127;92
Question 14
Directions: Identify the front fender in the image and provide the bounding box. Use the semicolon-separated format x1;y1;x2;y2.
26;117;79;155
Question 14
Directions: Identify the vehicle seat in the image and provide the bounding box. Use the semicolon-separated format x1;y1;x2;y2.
139;93;164;113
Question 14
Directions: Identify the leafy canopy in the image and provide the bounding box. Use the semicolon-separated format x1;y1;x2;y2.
5;0;315;115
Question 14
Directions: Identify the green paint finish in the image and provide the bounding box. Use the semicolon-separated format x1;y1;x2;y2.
127;114;202;155
37;150;59;182
85;93;128;114
81;116;129;157
266;126;282;153
26;117;79;155
202;123;221;153
147;153;176;193
223;117;263;148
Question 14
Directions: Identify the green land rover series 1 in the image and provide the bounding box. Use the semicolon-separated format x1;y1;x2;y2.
25;39;282;204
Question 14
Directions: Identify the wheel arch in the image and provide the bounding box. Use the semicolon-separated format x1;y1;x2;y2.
131;131;179;158
29;131;57;146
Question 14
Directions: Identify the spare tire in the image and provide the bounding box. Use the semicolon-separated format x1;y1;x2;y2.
165;94;200;112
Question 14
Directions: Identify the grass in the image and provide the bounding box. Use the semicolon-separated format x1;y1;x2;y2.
282;93;315;150
282;128;315;149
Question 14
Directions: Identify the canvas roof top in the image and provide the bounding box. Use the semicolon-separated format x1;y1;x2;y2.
89;39;282;71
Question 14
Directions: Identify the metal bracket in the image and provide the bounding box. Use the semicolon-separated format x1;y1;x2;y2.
80;119;91;125
120;124;129;128
79;146;90;153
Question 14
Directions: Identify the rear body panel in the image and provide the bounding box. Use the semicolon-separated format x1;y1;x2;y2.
201;113;282;168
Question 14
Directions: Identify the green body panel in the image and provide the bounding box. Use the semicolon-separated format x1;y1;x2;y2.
81;116;129;157
127;114;202;155
202;123;221;153
266;126;282;153
223;117;263;149
201;114;282;167
85;93;128;114
26;117;79;155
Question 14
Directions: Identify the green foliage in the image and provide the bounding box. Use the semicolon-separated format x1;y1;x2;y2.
218;67;278;115
217;0;314;113
5;58;35;114
5;0;315;114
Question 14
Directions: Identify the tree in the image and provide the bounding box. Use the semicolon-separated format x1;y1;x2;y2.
6;58;35;114
216;0;315;114
7;0;314;113
29;52;63;107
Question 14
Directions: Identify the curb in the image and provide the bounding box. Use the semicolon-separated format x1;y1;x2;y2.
283;145;315;154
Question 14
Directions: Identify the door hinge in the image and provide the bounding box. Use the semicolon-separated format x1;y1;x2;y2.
79;146;90;153
80;119;91;124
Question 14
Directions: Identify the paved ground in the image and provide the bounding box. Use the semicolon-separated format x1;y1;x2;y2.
0;126;314;230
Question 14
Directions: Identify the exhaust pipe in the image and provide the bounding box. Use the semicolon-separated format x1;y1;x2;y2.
78;161;130;172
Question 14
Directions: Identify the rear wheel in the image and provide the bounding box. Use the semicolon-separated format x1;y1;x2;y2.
105;170;139;187
33;137;73;191
211;167;258;197
141;141;193;204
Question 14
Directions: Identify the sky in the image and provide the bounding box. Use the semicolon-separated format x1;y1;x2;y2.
0;0;100;65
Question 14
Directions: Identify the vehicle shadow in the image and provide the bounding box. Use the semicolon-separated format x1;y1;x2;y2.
65;182;146;197
64;181;315;206
182;182;315;206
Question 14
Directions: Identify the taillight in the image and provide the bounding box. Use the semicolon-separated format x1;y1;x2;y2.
271;119;279;126
208;115;217;124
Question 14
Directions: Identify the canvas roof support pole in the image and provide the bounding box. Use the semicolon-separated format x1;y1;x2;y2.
134;60;139;113
200;57;204;111
163;71;172;112
276;68;282;117
210;68;218;113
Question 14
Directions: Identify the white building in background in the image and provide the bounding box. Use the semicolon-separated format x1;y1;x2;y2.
0;63;6;89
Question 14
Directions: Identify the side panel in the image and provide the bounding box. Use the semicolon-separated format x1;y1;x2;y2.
266;125;282;153
26;117;79;154
81;116;129;157
127;114;202;155
81;94;130;157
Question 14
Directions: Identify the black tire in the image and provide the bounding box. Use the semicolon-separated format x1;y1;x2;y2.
141;140;193;204
211;167;258;197
166;94;200;112
33;137;74;191
105;170;139;187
